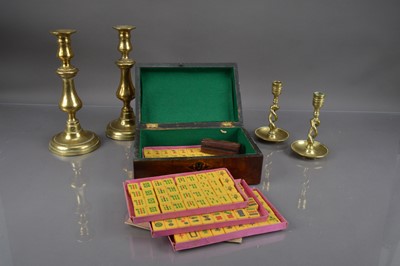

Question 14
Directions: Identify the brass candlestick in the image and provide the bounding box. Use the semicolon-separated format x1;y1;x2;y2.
106;25;136;140
291;92;328;159
255;81;289;142
49;29;100;156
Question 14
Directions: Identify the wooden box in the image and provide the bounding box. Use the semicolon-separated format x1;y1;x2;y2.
133;63;263;184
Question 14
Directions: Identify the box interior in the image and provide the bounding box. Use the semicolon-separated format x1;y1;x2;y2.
138;127;256;158
139;67;239;124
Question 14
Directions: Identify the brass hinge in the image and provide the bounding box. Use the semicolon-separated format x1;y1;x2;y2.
145;123;159;129
220;122;234;127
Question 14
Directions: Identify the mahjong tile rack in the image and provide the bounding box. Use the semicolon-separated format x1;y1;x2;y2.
142;145;210;158
169;188;288;251
149;179;268;237
124;168;249;223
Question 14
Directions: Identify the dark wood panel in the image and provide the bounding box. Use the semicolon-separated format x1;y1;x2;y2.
133;154;263;185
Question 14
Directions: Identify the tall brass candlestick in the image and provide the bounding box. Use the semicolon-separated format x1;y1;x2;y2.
255;81;289;142
291;92;328;159
106;25;136;140
49;29;100;156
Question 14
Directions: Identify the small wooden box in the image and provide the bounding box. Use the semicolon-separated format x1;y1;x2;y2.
133;63;263;184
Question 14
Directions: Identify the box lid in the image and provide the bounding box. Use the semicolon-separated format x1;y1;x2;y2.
135;63;243;129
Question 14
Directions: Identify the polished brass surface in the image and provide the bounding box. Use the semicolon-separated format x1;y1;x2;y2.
49;29;100;156
106;25;136;140
291;92;328;159
255;81;289;142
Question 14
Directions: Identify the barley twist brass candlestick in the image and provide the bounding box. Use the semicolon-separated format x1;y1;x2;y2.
255;81;289;142
291;92;328;158
106;25;136;140
49;29;100;156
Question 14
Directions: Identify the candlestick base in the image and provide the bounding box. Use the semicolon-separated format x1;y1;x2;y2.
49;123;100;156
291;140;328;159
255;126;289;142
106;118;135;141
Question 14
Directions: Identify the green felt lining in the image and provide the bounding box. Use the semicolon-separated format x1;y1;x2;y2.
140;67;238;124
138;127;256;158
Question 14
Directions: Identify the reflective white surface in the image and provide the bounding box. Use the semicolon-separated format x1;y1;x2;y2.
1;104;399;266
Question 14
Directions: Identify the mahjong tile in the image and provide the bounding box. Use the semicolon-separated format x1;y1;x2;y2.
169;193;182;203
188;216;202;226
188;183;200;190
140;181;153;190
207;197;220;206
219;176;234;186
187;231;201;240
142;189;155;198
213;186;226;195
233;209;249;219
132;198;145;207
127;183;140;192
211;228;224;236
134;207;147;217
246;209;260;218
228;192;243;202
247;197;259;210
175;176;187;184
157;195;170;204
165;219;178;229
166;186;178;194
155;187;167;195
208;179;221;188
183;199;198;210
151;220;166;231
267;214;280;225
174;233;189;243
223;184;236;192
211;212;226;222
218;194;232;204
130;190;143;199
256;219;270;227
172;202;186;211
181;191;193;200
199;229;213;238
176;217;191;227
200;214;214;224
223;226;237;233
234;224;248;231
222;210;236;221
195;174;208;182
159;203;174;213
199;182;211;189
203;189;216;197
162;178;175;187
151;179;164;188
185;175;197;183
196;199;209;208
191;190;204;199
178;184;190;192
147;205;161;215
144;197;158;206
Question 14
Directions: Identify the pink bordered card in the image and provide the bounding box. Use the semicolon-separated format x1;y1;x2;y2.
168;189;288;251
124;168;249;223
149;179;268;237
